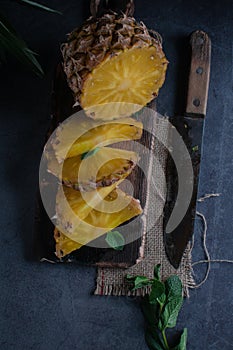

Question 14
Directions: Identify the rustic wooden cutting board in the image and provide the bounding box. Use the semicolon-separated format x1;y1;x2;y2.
34;63;157;268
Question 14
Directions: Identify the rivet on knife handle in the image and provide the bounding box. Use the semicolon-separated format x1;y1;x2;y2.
186;30;211;117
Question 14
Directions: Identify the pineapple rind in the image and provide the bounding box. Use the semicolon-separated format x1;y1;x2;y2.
54;228;82;258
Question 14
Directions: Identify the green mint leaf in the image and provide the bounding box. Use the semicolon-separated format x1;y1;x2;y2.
81;147;100;160
153;264;161;280
192;145;199;152
19;0;62;14
141;295;160;328
145;329;165;350
105;231;125;250
149;280;165;305
126;274;136;281
158;319;163;332
157;292;166;307
126;275;153;291
160;295;183;330
172;328;188;350
165;275;183;300
132;276;153;291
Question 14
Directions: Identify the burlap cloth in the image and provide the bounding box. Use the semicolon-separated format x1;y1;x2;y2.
95;115;195;297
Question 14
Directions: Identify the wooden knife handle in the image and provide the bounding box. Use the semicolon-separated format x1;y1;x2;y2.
186;30;211;117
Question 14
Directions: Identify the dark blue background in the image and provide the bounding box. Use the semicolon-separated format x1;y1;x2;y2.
1;1;233;349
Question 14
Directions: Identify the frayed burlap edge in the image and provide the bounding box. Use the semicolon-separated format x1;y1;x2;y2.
94;242;195;298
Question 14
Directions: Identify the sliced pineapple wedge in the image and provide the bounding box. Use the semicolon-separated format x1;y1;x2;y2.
54;228;82;258
54;187;142;257
47;115;142;163
56;181;123;229
48;147;138;191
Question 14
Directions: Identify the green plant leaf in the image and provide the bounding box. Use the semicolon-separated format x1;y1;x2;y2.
128;268;187;350
165;275;183;300
192;145;199;152
141;294;160;328
153;264;161;281
145;329;165;350
105;231;125;251
132;276;153;291
81;147;100;160
149;280;165;305
126;275;152;291
19;0;62;14
160;296;183;330
125;274;136;281
157;292;166;308
126;274;153;291
172;328;187;350
0;13;43;76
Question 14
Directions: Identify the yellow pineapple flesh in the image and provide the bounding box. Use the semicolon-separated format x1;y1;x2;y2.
48;116;142;163
81;47;168;119
55;182;123;230
54;187;142;257
48;147;138;191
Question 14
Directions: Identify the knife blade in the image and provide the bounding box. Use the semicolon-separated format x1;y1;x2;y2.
164;30;211;269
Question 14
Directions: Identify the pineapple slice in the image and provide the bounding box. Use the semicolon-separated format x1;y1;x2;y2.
48;116;142;163
54;228;82;258
56;182;123;229
54;188;142;257
47;147;138;191
81;47;168;120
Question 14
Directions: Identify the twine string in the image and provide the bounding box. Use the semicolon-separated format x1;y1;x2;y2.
190;194;233;289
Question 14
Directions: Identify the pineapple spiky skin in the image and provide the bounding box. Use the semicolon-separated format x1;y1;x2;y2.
62;13;168;119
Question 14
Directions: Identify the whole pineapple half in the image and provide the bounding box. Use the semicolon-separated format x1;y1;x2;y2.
62;13;168;119
54;187;142;258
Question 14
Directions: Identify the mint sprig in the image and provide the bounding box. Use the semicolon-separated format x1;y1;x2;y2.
126;264;187;350
81;147;100;160
105;230;125;251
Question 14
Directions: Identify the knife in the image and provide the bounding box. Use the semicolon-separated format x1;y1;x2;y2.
164;30;211;269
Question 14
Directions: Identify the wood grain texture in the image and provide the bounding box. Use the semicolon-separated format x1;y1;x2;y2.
186;30;211;116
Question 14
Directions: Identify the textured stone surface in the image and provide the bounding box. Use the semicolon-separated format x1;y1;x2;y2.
0;0;232;349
